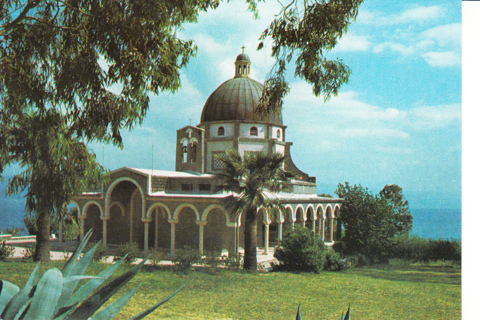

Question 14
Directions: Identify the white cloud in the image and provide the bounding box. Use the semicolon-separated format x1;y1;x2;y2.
359;5;444;26
396;5;444;24
335;34;371;52
421;51;460;67
407;104;461;130
421;23;461;48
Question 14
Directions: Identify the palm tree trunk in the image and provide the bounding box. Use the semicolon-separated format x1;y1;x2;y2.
33;209;51;262
243;208;257;272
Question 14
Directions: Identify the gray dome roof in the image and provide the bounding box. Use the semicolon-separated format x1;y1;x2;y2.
200;77;283;125
235;53;250;62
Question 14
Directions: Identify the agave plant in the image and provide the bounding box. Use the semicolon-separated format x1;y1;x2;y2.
0;229;180;319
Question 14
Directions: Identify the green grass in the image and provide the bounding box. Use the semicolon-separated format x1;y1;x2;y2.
0;260;461;319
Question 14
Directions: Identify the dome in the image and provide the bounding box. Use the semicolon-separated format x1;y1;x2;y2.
235;53;250;62
200;54;283;126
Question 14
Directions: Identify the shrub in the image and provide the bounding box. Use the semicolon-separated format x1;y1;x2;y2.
391;236;461;262
0;229;180;319
63;219;81;241
146;249;164;266
323;250;346;271
86;243;109;262
172;246;200;268
274;227;326;273
114;242;139;263
0;241;14;261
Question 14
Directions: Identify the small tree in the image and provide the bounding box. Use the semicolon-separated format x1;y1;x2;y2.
274;227;327;273
219;149;285;272
335;183;413;261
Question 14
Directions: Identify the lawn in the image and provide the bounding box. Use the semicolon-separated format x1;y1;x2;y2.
0;260;461;319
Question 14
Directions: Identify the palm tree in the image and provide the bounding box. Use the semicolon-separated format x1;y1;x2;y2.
219;149;285;272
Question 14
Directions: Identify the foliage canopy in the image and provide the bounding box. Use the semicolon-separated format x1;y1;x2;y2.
335;182;413;261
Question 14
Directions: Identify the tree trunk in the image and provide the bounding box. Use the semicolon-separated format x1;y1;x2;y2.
243;208;257;272
33;209;51;262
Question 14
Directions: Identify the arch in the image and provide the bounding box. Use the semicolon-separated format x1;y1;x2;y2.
65;200;81;216
147;203;172;220
250;126;258;136
82;200;103;218
306;204;316;220
325;204;334;218
324;205;333;242
305;205;315;231
190;143;197;162
315;205;325;238
204;206;230;252
201;204;229;224
173;203;200;221
110;201;125;216
294;204;305;222
315;204;325;219
217;126;225;136
105;177;146;220
276;129;281;139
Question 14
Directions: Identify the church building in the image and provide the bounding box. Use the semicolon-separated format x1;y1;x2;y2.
72;52;343;257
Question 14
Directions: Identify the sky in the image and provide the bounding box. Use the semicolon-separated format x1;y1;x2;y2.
1;0;462;212
89;0;461;210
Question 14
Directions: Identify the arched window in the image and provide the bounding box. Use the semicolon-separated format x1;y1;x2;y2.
190;144;197;162
181;140;188;163
250;126;258;136
217;126;225;136
276;129;281;139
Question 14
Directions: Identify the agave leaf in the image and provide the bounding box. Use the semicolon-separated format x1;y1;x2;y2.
1;264;39;320
344;305;351;320
67;259;147;320
53;256;127;320
296;302;302;320
61;229;93;277
89;285;140;320
23;268;63;320
0;280;20;315
54;241;100;315
128;285;183;320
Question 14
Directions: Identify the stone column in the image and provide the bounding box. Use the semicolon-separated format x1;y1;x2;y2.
197;220;207;255
277;222;283;242
80;218;85;239
263;223;270;255
142;219;151;251
168;220;178;256
321;218;325;241
312;219;316;234
102;218;108;245
155;208;159;249
329;217;334;242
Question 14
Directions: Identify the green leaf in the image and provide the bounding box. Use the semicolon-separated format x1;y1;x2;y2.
54;256;127;320
0;280;20;315
67;258;147;319
89;285;140;320
1;264;40;319
24;268;63;320
296;302;302;320
61;229;93;277
344;305;351;320
55;240;100;315
128;285;183;320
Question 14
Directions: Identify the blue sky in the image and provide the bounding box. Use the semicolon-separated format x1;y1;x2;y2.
90;0;461;210
1;0;462;211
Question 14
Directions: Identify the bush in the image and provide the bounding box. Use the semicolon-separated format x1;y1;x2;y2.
172;246;200;268
86;243;109;262
274;227;327;273
114;242;140;263
323;250;346;271
146;248;164;266
0;241;14;261
391;236;461;262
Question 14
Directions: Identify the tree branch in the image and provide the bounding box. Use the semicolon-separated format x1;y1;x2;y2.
0;0;41;37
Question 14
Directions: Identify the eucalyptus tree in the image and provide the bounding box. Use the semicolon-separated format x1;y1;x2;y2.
0;0;362;261
219;149;285;272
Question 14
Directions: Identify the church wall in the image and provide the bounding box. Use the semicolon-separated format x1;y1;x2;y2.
206;140;234;172
270;126;283;141
238;141;268;156
208;123;234;138
239;123;266;138
275;144;285;155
